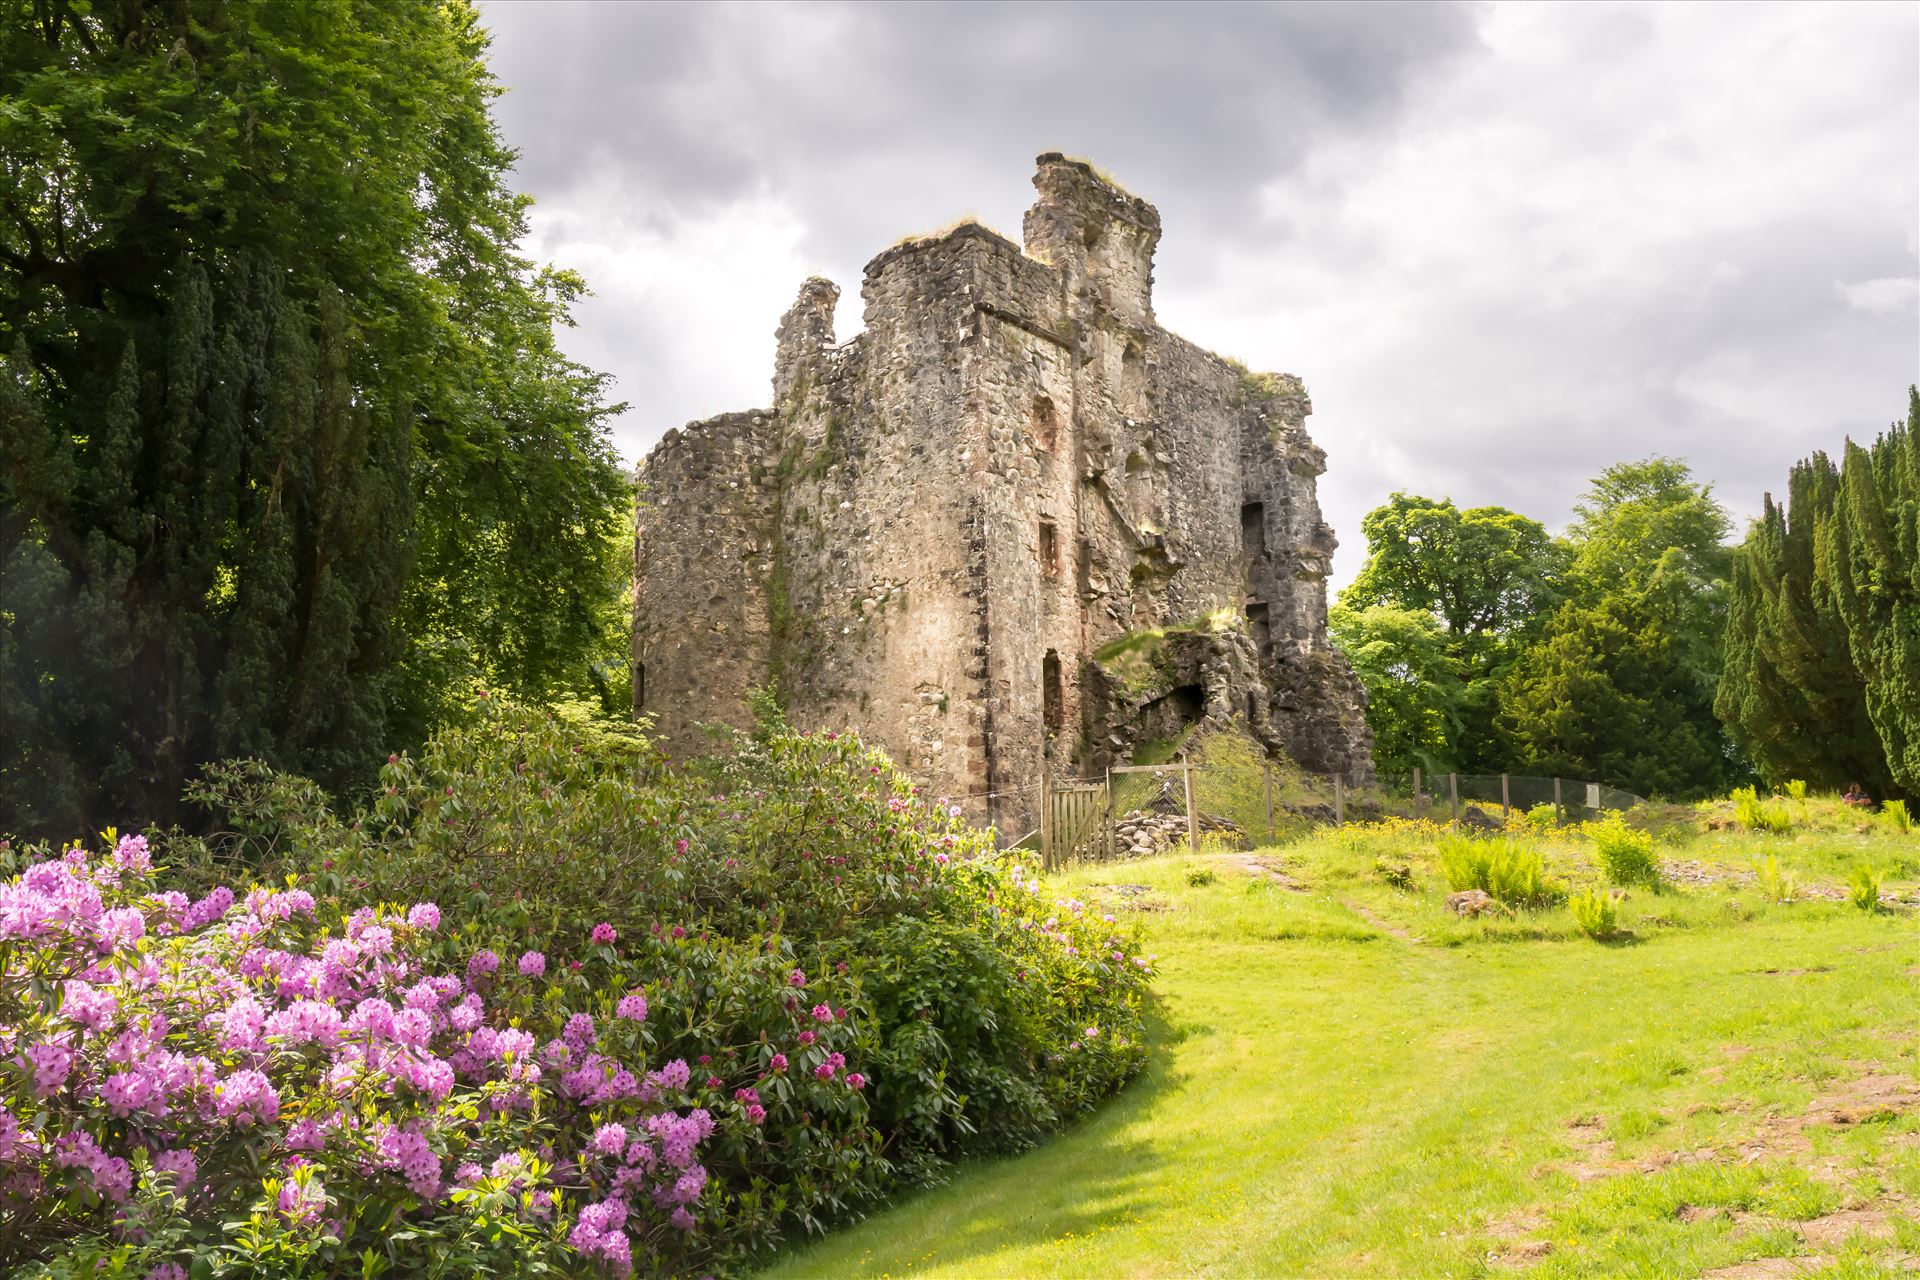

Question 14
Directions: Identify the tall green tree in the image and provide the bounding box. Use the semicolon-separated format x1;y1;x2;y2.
1327;603;1463;782
1715;455;1887;794
1824;390;1920;795
1498;458;1743;796
0;1;628;837
1337;493;1565;771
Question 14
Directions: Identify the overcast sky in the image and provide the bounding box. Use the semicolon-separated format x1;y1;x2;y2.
478;0;1918;589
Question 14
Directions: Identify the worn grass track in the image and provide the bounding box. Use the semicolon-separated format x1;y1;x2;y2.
765;824;1920;1279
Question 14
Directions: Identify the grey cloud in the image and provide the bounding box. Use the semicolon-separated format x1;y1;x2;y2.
475;0;1918;588
482;0;1481;260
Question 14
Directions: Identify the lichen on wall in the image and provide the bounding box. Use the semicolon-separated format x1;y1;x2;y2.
634;154;1373;835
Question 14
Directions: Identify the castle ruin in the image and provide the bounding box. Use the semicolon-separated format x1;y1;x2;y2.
634;154;1373;836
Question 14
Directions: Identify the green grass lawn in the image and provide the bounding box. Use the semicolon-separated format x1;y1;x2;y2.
765;818;1920;1279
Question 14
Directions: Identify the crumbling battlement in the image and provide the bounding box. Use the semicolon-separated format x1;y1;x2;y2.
634;154;1373;833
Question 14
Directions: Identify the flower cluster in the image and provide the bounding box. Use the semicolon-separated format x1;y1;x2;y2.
0;836;818;1276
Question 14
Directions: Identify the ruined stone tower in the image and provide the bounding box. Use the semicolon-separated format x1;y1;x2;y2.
634;154;1372;836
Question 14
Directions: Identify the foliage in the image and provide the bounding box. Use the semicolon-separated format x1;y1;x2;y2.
1327;603;1464;782
1825;390;1920;797
1882;798;1912;834
1717;391;1919;800
1338;494;1564;773
1756;855;1797;904
1783;779;1809;801
1732;786;1792;835
1373;857;1415;890
1524;803;1558;832
183;697;1156;1192
1436;834;1562;907
1569;888;1620;940
1588;814;1662;888
1339;461;1743;796
773;833;1920;1278
0;833;819;1277
1846;864;1883;912
0;0;630;839
1341;494;1565;644
1497;459;1742;798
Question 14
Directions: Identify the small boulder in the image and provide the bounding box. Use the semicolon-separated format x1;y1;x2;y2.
1446;889;1498;917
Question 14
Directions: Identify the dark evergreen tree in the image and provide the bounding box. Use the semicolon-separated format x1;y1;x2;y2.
0;3;626;837
1715;456;1886;793
1826;390;1920;796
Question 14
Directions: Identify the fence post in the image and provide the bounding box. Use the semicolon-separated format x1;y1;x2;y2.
1413;766;1422;814
1449;772;1459;824
1183;756;1199;853
1554;776;1563;825
1104;768;1114;860
1501;773;1510;817
1333;774;1344;826
1264;763;1275;840
1040;756;1052;870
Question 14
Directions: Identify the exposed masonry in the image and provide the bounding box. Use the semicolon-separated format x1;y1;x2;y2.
634;154;1374;836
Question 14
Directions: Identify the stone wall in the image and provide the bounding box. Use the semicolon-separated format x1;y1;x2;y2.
634;154;1373;834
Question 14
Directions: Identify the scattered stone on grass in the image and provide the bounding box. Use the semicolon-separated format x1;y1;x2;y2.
1446;888;1499;917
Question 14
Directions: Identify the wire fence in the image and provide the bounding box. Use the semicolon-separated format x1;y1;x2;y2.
1035;758;1644;870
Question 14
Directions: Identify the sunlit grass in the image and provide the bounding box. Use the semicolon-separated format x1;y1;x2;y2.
764;821;1920;1278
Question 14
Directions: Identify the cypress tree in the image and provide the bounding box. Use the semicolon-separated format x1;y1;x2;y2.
1716;457;1887;793
1826;390;1920;795
1718;389;1920;799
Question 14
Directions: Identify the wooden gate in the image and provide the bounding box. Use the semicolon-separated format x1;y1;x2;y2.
1041;778;1112;870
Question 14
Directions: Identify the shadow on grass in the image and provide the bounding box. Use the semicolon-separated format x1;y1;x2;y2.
764;996;1199;1278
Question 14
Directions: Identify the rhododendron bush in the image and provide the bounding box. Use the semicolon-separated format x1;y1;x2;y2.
3;700;1156;1275
0;836;853;1276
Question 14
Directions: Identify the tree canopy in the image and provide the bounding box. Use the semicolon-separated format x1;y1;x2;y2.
1719;390;1919;800
1341;494;1565;647
1335;459;1745;796
0;0;630;837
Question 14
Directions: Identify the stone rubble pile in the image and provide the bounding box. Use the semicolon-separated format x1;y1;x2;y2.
1114;808;1240;857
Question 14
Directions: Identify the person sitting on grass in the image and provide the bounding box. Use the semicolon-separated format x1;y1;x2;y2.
1842;782;1873;807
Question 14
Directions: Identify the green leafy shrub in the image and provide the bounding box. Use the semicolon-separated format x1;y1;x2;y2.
1589;814;1661;887
3;833;816;1277
178;697;1155;1257
1570;888;1620;940
1437;834;1563;908
1784;779;1809;801
1847;864;1884;911
1524;803;1558;832
1185;865;1218;887
1882;799;1913;834
1733;786;1792;834
1757;855;1798;904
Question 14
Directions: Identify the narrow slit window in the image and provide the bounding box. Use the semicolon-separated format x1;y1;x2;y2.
1241;501;1268;561
1038;519;1060;577
1043;650;1064;731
